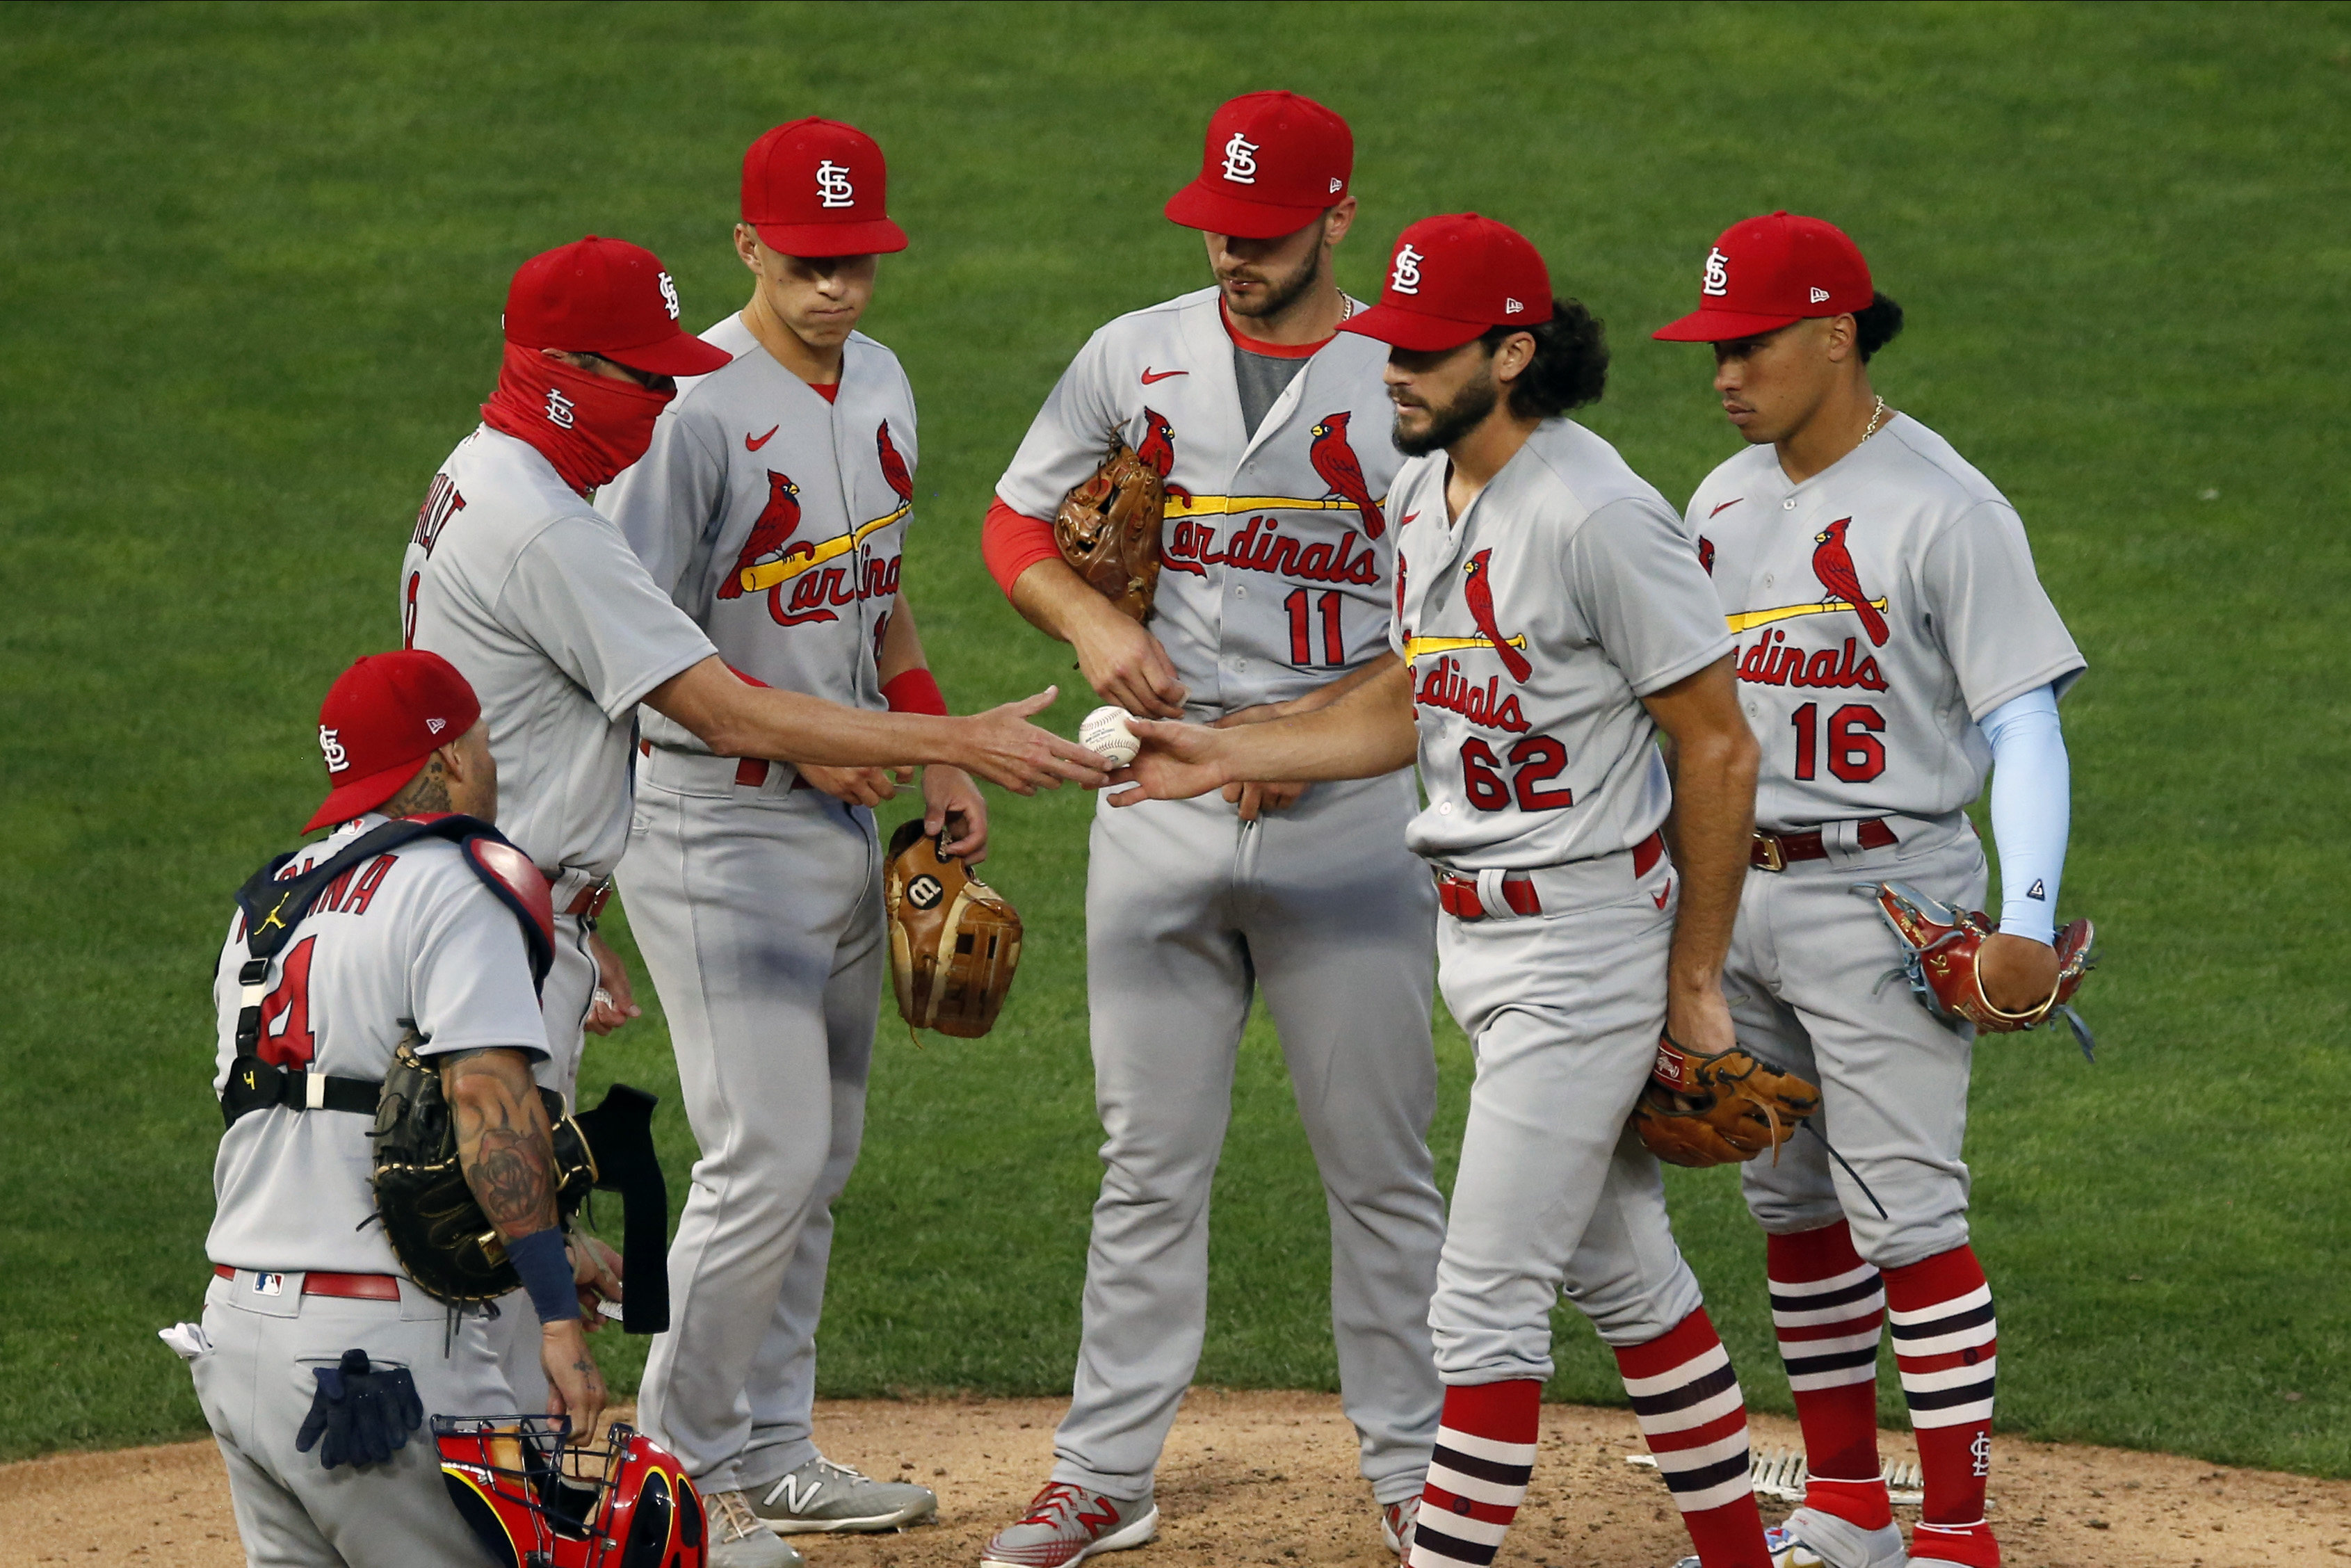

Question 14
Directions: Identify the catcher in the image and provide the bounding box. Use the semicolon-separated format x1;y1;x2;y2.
1654;212;2092;1568
181;650;624;1567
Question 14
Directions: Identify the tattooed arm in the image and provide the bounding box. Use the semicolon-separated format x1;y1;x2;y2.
442;1048;606;1437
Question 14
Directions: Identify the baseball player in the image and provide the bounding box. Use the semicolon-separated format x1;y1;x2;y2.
399;233;1108;1537
186;650;609;1567
595;119;956;1565
1652;213;2085;1568
976;92;1450;1565
1117;214;1786;1568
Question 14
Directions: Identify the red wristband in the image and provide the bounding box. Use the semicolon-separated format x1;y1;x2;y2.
882;668;948;716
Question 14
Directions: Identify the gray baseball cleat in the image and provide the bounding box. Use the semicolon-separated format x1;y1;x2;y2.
1771;1509;1909;1568
706;1489;805;1568
743;1454;939;1534
981;1482;1159;1567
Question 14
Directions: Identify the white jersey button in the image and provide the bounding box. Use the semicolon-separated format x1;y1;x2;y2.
1439;800;1453;814
1783;498;1797;510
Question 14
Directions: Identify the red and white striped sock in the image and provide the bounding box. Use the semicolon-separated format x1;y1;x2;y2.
1768;1222;1892;1530
1407;1380;1538;1568
1884;1245;2000;1568
1615;1309;1772;1568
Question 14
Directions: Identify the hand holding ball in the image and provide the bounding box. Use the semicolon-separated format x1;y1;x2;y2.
1080;705;1141;767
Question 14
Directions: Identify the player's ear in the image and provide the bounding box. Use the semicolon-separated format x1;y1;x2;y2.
1323;196;1358;248
1825;314;1859;364
734;223;764;274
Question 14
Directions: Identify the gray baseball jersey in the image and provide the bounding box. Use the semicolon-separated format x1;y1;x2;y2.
601;316;914;750
997;285;1403;716
1001;288;1448;1508
400;426;716;880
1391;418;1733;871
205;814;547;1274
1687;414;2083;834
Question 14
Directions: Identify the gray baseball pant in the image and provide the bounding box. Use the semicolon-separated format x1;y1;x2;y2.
1731;823;1989;1268
189;1269;515;1567
1052;770;1447;1507
1430;846;1706;1383
622;750;882;1491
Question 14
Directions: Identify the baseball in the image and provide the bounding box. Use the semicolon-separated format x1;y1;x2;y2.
1080;705;1141;767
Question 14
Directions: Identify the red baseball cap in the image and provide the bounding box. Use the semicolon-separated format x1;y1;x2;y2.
1340;214;1554;353
503;236;733;377
1164;91;1352;240
1652;211;1874;342
743;118;908;257
305;651;484;832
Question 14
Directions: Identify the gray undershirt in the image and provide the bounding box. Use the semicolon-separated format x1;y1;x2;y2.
1233;344;1310;439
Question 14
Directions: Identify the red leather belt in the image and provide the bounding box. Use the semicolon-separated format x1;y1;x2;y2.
1750;818;1898;872
732;758;814;791
213;1265;401;1301
1437;832;1666;921
565;880;613;919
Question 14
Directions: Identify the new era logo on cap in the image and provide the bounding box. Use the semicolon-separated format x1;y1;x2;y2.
426;717;446;734
1810;286;1831;303
1504;297;1524;314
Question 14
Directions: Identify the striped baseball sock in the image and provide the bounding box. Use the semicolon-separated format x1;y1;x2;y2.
1884;1244;2000;1568
1768;1222;1892;1530
1615;1308;1771;1568
1406;1380;1538;1568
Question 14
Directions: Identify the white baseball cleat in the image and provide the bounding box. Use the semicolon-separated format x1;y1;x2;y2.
1379;1498;1416;1561
1769;1508;1909;1567
980;1482;1158;1567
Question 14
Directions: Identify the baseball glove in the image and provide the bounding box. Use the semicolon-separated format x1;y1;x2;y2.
1054;444;1164;622
1866;881;2098;1059
884;819;1023;1037
1632;1032;1821;1168
369;1033;596;1306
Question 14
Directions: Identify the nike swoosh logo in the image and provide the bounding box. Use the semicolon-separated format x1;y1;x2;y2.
1652;880;1672;910
1708;498;1743;517
745;426;779;451
1398;511;1419;527
1140;368;1188;385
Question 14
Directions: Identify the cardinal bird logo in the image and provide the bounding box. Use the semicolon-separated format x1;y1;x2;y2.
718;471;807;600
1136;407;1193;505
1810;517;1889;646
1308;412;1385;538
875;420;914;504
1697;535;1716;575
1462;549;1533;683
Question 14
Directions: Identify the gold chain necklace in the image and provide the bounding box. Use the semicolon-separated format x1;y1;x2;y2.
1859;396;1889;442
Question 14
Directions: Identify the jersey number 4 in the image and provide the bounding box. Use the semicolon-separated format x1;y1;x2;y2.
256;936;318;1069
1790;702;1887;783
1460;735;1573;813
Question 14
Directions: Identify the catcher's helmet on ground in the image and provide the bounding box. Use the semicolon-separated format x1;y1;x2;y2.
434;1414;706;1568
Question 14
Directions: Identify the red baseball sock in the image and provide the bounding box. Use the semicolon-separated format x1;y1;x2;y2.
1407;1380;1538;1567
1768;1222;1891;1529
1615;1309;1771;1568
1884;1245;1999;1567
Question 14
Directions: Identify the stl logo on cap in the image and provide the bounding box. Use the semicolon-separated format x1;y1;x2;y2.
1702;246;1731;297
1391;243;1425;296
320;726;350;773
816;158;855;209
658;271;681;320
1220;132;1260;185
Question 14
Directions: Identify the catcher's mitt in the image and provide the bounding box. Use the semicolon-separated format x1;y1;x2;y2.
1866;881;2097;1060
1631;1033;1821;1168
1054;444;1164;622
369;1033;596;1306
884;820;1022;1037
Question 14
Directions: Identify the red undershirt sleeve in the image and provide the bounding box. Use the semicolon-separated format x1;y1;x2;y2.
982;495;1062;601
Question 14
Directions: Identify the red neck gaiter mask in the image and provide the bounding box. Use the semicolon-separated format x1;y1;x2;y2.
480;343;674;495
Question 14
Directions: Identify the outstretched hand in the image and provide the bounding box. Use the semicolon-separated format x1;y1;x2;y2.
957;687;1114;795
1107;718;1230;807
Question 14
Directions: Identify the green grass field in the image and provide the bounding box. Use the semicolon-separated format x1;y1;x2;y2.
3;0;2346;1477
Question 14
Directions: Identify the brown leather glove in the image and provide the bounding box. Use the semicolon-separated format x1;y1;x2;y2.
1867;880;2097;1058
1631;1032;1821;1168
1054;444;1164;622
884;820;1024;1037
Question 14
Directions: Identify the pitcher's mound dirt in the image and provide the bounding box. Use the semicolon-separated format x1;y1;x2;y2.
11;1391;2348;1567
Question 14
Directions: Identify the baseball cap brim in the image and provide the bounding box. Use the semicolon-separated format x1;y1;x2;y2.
1164;181;1329;241
1651;305;1807;343
604;330;736;378
750;217;910;258
305;756;430;834
1339;303;1492;353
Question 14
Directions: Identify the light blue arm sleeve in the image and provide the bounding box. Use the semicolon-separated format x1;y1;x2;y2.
1980;683;2069;945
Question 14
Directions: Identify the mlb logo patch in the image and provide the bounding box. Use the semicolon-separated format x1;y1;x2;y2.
252;1272;285;1298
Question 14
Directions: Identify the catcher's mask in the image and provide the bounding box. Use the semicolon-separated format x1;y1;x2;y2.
434;1415;705;1568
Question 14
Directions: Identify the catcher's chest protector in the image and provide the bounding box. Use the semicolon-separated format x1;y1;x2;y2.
883;819;1023;1037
